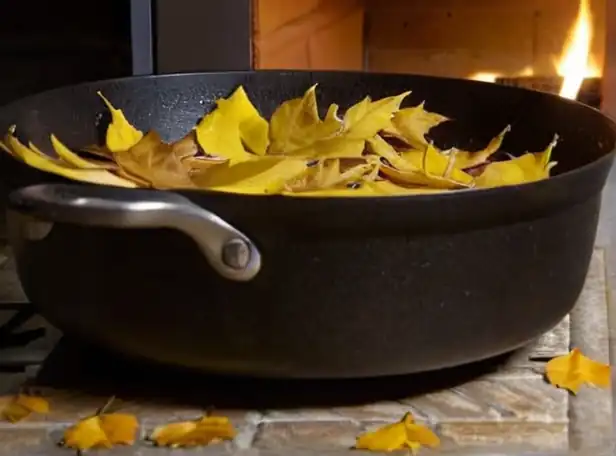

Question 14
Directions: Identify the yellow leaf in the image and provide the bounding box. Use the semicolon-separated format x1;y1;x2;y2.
0;139;16;157
193;156;308;195
149;415;236;448
343;92;411;140
63;416;111;451
287;158;374;192
115;130;196;189
99;413;140;446
387;102;449;150
381;143;474;189
545;348;611;394
5;133;137;188
216;86;269;155
354;413;440;453
325;103;341;123
50;134;112;169
290;137;366;160
97;91;143;153
1;394;49;423
450;125;511;169
195;109;253;165
62;413;139;451
474;135;558;188
269;85;342;154
366;135;409;168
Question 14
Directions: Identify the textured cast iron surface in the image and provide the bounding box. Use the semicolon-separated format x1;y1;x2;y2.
0;71;614;378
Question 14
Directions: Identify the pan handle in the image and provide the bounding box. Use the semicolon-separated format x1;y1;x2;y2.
6;184;262;282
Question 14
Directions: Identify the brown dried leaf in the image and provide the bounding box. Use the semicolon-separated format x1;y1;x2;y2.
115;130;196;189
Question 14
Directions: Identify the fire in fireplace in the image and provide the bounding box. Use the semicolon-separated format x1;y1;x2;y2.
249;0;609;107
469;0;602;105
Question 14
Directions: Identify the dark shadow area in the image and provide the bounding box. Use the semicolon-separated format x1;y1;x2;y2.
33;337;518;410
0;1;132;106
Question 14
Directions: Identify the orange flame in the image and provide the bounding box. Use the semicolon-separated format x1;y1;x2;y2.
468;72;501;83
557;0;599;99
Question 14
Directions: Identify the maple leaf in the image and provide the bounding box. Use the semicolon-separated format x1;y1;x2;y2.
268;85;342;155
1;394;49;423
354;412;440;453
449;125;511;169
545;348;611;394
343;92;411;140
97;91;143;153
195;107;254;165
3;128;137;188
192;155;308;195
149;415;237;448
386;102;449;150
474;135;558;188
62;413;139;451
215;86;270;155
114;130;196;189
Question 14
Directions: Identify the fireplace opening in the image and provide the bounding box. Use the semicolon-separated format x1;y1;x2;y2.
251;0;610;109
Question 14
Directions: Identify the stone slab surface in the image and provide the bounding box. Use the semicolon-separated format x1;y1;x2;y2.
0;249;611;456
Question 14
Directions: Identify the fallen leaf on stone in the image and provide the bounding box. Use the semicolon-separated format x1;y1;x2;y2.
149;415;236;448
354;412;440;453
62;413;139;451
545;348;611;394
1;394;49;423
97;91;143;153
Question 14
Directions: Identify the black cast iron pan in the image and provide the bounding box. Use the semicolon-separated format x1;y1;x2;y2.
0;71;614;378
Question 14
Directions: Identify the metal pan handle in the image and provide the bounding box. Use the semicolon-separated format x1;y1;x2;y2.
6;184;262;282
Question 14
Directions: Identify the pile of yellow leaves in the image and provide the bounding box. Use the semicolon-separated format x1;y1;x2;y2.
0;85;559;197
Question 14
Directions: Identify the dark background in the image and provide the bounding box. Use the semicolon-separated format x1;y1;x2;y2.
0;1;132;106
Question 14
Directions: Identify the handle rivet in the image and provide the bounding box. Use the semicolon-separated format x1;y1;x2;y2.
222;239;251;270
